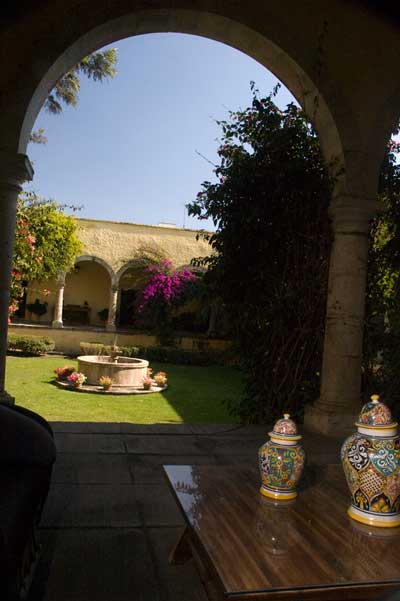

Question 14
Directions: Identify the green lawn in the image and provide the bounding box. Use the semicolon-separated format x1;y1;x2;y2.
5;356;242;424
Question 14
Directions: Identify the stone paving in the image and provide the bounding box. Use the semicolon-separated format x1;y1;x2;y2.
28;422;343;601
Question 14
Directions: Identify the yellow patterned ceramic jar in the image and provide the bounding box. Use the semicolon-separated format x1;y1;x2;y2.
341;395;400;528
258;413;305;501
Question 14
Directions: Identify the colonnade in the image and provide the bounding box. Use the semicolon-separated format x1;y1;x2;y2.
51;273;121;332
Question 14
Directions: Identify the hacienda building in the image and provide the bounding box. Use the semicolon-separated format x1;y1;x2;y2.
9;218;225;354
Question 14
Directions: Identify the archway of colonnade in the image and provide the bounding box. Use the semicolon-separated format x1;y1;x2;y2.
2;3;400;433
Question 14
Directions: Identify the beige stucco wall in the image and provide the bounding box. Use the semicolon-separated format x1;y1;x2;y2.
8;324;229;356
23;218;211;324
76;218;211;275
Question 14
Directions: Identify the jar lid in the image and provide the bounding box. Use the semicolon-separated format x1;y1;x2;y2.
269;413;301;442
356;395;397;428
273;413;298;435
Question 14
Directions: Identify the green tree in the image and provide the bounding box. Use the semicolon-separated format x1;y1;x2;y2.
30;48;117;142
10;194;82;317
363;135;400;409
188;85;333;422
44;49;117;115
13;49;117;312
189;86;400;423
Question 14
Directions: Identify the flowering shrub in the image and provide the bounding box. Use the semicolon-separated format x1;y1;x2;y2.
140;259;196;308
154;371;168;387
99;375;112;389
10;193;82;319
187;85;400;421
54;365;76;380
138;258;197;344
67;372;87;387
187;85;334;421
142;375;153;391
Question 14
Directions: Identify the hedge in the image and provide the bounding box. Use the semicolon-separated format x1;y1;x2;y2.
79;341;228;366
7;334;55;356
80;342;140;357
125;345;227;366
80;342;112;356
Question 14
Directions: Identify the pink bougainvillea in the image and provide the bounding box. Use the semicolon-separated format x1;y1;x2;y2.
139;259;196;310
137;258;198;344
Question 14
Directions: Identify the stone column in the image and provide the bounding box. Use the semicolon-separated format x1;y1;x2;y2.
106;286;119;332
0;153;34;405
304;197;382;434
52;274;65;328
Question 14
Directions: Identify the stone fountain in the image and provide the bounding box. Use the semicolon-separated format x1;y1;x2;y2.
77;344;149;388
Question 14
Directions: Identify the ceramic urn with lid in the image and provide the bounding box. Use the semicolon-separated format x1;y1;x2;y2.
258;413;305;501
341;395;400;528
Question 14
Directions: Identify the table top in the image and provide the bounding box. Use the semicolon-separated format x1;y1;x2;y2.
164;464;400;599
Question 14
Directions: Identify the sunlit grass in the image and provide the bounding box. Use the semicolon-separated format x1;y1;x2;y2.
5;356;242;424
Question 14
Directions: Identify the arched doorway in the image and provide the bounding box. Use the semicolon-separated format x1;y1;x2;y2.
1;4;395;432
116;264;140;329
63;256;113;327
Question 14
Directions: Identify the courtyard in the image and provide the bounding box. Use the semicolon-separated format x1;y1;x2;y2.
5;356;241;424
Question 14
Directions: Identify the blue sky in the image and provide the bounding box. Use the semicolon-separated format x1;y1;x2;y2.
26;33;296;230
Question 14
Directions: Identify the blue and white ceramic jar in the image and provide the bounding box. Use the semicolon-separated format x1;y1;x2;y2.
341;395;400;528
258;413;305;501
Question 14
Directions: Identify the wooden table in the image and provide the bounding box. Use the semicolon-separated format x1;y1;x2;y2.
164;464;400;600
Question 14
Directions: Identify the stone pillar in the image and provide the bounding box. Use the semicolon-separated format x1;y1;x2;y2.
52;274;65;328
0;153;34;405
304;197;382;434
106;286;119;332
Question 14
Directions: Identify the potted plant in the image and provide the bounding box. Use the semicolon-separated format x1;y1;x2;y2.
142;375;153;391
99;375;113;391
154;371;168;387
54;365;76;381
26;298;48;321
67;372;87;389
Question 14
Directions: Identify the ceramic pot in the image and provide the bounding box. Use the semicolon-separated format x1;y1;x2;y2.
258;413;305;501
341;395;400;528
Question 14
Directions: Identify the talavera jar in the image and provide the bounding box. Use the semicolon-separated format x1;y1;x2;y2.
258;413;305;501
341;395;400;528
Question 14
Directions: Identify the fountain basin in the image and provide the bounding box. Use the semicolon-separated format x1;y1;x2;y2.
77;355;149;387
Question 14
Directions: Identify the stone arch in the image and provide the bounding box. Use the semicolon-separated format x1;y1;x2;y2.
63;255;115;327
1;2;392;431
74;255;115;281
17;8;346;173
114;261;140;287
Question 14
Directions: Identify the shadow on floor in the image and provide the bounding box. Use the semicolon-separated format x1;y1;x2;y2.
28;422;342;601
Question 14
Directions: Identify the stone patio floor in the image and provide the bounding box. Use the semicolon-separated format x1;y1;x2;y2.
28;422;343;601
